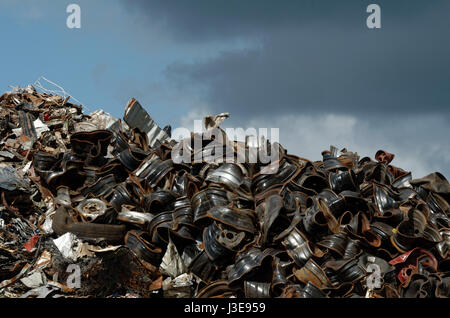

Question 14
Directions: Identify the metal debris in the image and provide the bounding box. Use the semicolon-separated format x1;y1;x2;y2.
0;83;448;298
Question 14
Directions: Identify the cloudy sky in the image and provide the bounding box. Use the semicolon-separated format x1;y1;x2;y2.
0;0;448;178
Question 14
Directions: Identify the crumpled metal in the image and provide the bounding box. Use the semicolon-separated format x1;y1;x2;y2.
0;84;449;299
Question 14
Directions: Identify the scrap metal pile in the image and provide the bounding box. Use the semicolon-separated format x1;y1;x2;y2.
0;85;449;298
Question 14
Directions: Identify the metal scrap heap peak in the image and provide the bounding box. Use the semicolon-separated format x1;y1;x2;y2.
0;85;449;298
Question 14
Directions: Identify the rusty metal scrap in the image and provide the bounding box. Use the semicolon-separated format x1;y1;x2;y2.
0;84;449;298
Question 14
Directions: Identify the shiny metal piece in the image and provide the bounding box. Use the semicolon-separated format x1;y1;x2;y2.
338;211;353;229
322;150;346;171
207;205;255;233
314;189;346;217
166;197;198;245
329;170;357;194
73;121;98;132
205;163;244;190
123;98;170;147
257;194;285;244
414;185;429;201
135;156;174;188
244;281;271;298
142;189;177;214
114;131;130;153
117;147;143;171
282;228;324;266
282;228;307;249
436;229;450;258
203;222;235;263
427;192;450;215
252;159;297;195
147;210;174;245
227;248;282;284
172;197;195;229
398;188;416;201
374;185;399;215
124;230;163;266
188;250;218;283
117;209;155;226
343;239;361;259
289;241;323;267
300;282;328;298
323;258;366;286
76;198;107;222
192;187;229;225
317;232;349;257
370;221;394;245
110;183;135;212
422;225;443;244
81;174;116;199
272;257;289;290
392;172;412;189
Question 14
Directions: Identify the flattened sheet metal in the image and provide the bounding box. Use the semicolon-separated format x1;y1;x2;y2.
123;99;170;147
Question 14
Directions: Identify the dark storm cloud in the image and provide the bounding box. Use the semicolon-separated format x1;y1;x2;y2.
115;0;450;177
123;0;437;41
123;0;450;117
